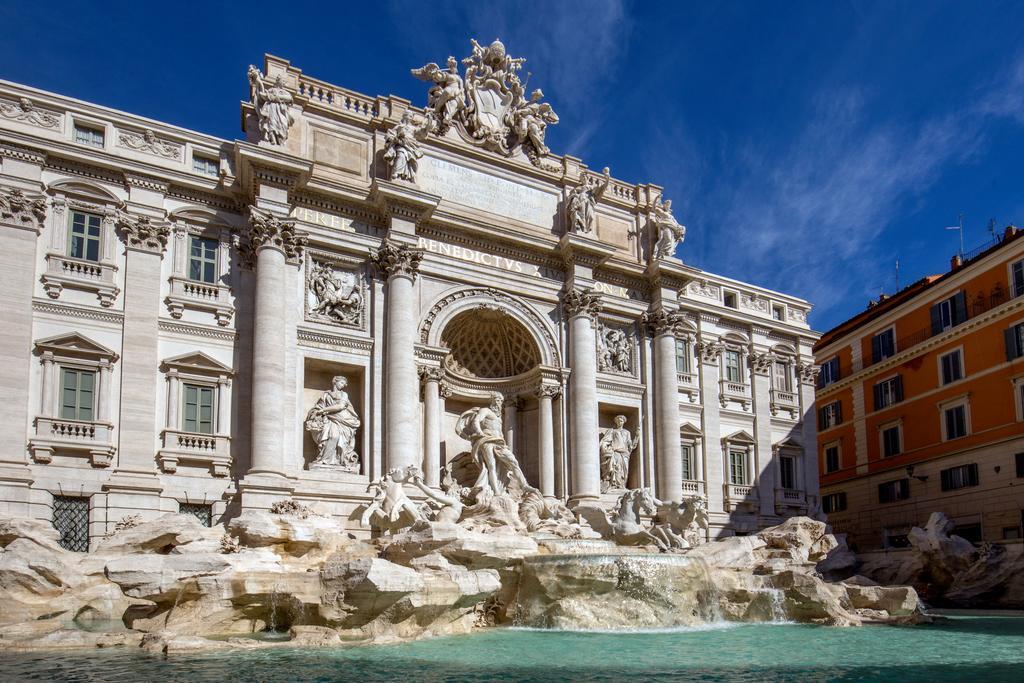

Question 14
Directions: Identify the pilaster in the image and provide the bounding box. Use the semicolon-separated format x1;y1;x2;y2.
749;350;777;517
696;338;726;514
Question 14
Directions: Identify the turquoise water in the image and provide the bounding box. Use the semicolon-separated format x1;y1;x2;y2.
2;617;1024;682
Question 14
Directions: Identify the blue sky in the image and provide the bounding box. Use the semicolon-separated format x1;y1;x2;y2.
3;1;1024;332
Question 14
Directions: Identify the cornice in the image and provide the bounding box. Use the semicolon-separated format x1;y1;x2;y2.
0;141;46;165
32;299;124;324
158;320;238;342
297;327;374;354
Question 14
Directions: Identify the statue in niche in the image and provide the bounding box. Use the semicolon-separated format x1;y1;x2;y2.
650;198;686;260
304;376;361;471
307;262;362;325
597;324;632;374
410;57;466;134
599;415;640;492
248;66;294;146
383;112;424;182
566;168;610;234
455;392;530;496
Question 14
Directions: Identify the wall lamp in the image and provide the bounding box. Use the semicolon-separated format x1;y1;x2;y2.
905;465;929;483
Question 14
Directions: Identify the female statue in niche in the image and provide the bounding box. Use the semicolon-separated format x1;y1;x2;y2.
304;376;361;472
599;415;640;492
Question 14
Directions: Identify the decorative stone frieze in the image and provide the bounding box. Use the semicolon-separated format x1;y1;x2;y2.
0;187;47;233
370;238;423;281
696;340;726;364
796;362;820;385
117;128;182;160
117;212;170;253
0;96;61;129
244;206;307;265
749;351;778;376
562;287;602;324
688;279;721;300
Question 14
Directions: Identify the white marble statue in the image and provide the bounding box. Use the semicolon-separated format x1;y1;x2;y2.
652;496;710;549
597;324;632;375
360;466;424;531
455;393;530;496
410;57;465;134
383;112;424;182
651;198;686;260
577;488;671;550
304;376;361;471
508;88;559;163
306;262;362;325
409;467;466;524
566;167;610;234
599;415;639;492
248;66;294;146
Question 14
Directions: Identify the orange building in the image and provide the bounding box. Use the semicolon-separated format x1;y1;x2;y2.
814;226;1024;550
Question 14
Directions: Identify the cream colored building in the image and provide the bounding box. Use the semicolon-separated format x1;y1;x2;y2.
0;45;820;549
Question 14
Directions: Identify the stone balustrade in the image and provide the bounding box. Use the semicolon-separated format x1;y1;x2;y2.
158;428;231;477
29;416;115;467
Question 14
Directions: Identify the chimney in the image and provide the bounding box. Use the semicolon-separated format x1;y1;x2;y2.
1005;225;1020;240
950;254;963;270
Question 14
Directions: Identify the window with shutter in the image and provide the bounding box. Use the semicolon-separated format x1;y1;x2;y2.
940;349;963;385
872;329;895;363
1013;260;1024;298
60;368;96;421
824;445;840;473
183;384;215;434
940;464;980;491
1008;324;1024;361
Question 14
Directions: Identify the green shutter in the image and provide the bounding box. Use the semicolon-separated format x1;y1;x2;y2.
184;385;198;432
199;387;214;434
61;369;78;419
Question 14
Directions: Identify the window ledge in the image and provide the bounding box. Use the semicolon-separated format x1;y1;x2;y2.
41;253;120;307
770;388;799;418
719;380;751;409
29;416;115;467
774;487;808;513
158;429;231;477
682;479;706;496
723;483;757;511
165;276;234;326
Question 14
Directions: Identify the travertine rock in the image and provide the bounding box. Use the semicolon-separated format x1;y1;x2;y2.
0;516;64;552
384;522;539;569
95;513;212;554
227;510;351;555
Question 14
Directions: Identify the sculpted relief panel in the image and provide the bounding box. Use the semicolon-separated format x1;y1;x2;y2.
305;259;364;328
597;322;635;376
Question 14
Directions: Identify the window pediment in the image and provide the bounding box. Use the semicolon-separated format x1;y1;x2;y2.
161;351;233;376
34;332;118;361
47;179;122;207
723;429;755;445
680;421;703;440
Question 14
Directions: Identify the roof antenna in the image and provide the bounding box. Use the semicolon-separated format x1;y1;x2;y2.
894;257;900;292
988;218;998;244
944;213;964;258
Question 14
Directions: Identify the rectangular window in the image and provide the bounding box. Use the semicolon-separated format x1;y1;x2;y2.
74;123;104;148
1004;526;1021;541
68;211;102;262
179;502;213;527
183;384;215;434
878;478;911;504
940;349;963;385
944;404;968;440
940;463;980;491
1016;452;1024;478
930;292;967;335
52;495;90;552
724;350;742;383
60;368;95;421
681;443;694;481
675;339;690;374
824;445;840;473
884;530;911;549
822;492;847;514
1013;259;1024;298
729;450;747;485
873;375;904;410
772;305;785;321
953;523;983;545
188;236;219;284
818;357;840;388
192;154;219;177
724;291;738;308
819;401;842;429
872;328;896;363
1006;323;1024;361
779;455;796;489
772;361;791;391
882;425;901;457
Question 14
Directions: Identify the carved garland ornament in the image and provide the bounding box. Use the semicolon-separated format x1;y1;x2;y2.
117;211;170;252
117;128;182;160
0;187;47;232
0;97;61;130
370;238;423;281
244;206;307;265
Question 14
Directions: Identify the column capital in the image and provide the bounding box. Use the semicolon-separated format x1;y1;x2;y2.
370;237;423;281
641;306;689;338
563;287;602;324
796;361;820;385
535;384;561;400
243;205;307;266
116;211;170;254
0;186;47;234
749;351;778;376
418;364;443;383
696;339;726;365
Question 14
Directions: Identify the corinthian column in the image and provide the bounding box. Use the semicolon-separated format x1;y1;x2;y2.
536;384;560;498
644;307;685;502
564;288;602;503
419;365;443;487
372;238;423;472
245;207;307;481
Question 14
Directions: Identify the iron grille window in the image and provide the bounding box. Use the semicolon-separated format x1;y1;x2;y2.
179;502;213;527
940;463;979;491
52;495;90;552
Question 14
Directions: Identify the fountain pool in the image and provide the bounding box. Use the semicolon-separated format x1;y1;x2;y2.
2;616;1022;682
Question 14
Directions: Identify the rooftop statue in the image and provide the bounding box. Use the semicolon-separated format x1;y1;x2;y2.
383;112;424;182
247;66;294;146
566;167;610;234
412;39;559;166
651;198;686;260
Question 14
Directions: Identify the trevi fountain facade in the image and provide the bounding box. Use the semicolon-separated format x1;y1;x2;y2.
0;40;927;653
